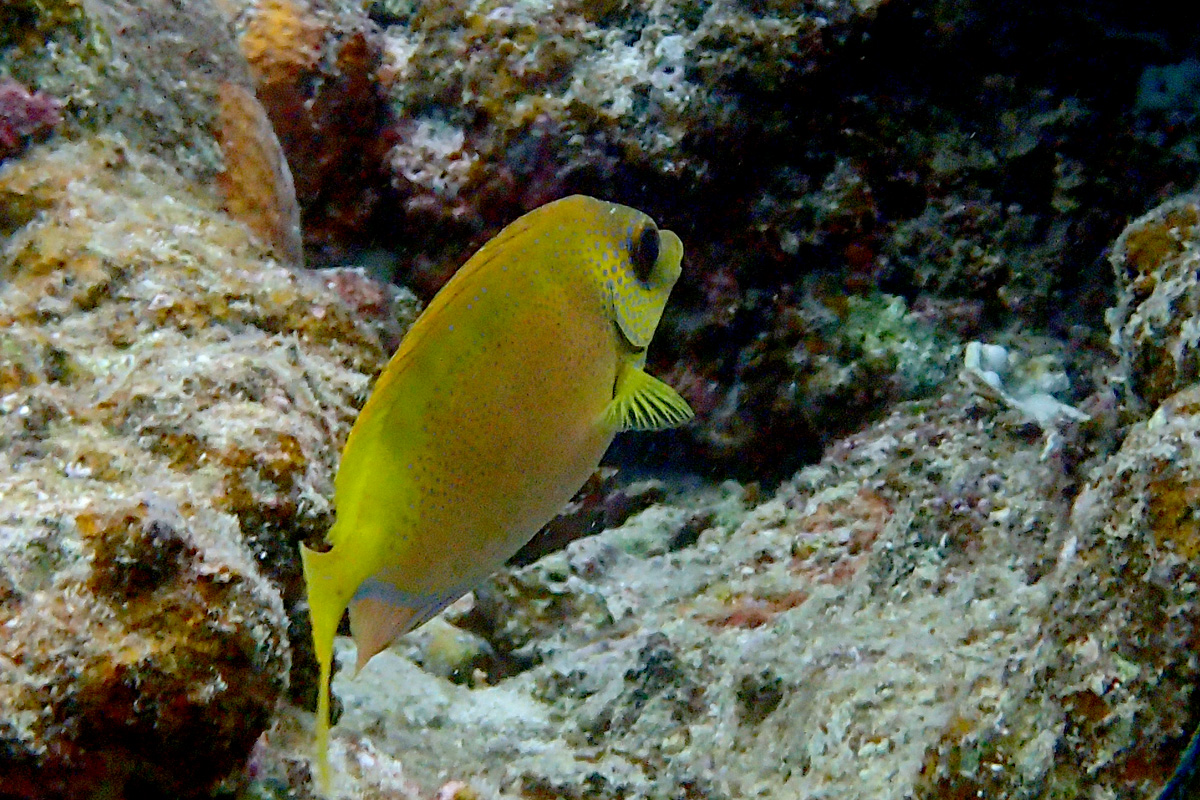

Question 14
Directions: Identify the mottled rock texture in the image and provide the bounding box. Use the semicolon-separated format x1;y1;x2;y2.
1054;383;1200;794
231;0;391;260
6;0;1200;796
1107;192;1200;412
260;381;1086;799
28;0;1179;483
268;360;1187;800
0;138;385;798
1;0;302;263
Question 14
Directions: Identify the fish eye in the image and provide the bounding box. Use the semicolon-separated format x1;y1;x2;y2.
629;223;660;283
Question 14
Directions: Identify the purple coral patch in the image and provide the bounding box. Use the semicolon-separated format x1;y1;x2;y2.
0;79;63;160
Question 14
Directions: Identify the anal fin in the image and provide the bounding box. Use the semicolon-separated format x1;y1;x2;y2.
348;580;468;672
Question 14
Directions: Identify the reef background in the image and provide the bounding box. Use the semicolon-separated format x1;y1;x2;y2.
2;0;1200;798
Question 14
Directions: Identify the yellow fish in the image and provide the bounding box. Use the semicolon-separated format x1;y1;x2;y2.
300;195;692;787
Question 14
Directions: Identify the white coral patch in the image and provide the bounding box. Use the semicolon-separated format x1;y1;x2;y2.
387;118;479;198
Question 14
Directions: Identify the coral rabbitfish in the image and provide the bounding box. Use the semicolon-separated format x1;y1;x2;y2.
300;194;693;788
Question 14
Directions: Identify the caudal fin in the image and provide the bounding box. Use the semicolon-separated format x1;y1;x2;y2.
299;541;356;793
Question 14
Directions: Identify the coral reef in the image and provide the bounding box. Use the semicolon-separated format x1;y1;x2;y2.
362;0;890;295
348;0;1199;477
6;0;1200;795
229;0;394;260
255;378;1092;798
0;137;388;797
29;0;1189;480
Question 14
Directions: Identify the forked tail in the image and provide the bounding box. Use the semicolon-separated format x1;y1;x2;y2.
299;540;356;792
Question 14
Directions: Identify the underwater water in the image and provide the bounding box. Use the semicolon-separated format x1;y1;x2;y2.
2;0;1200;798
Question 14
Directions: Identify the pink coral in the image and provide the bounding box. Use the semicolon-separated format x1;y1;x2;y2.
0;79;62;160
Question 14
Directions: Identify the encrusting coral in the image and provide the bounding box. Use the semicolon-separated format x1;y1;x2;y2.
0;78;62;162
230;0;394;260
214;81;304;265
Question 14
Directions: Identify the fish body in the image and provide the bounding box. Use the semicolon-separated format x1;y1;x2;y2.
300;195;692;787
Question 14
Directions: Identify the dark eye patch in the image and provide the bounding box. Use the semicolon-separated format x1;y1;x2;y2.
630;223;660;283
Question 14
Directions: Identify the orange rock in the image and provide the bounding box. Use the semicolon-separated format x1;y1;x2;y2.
214;81;303;264
241;0;324;87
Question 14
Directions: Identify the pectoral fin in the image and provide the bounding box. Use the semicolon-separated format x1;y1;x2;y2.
603;361;694;432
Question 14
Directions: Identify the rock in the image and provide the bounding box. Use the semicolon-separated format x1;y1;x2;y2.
260;386;1081;797
16;0;1198;482
0;137;385;797
279;366;1187;798
368;0;887;227
1;0;302;263
1051;382;1200;794
1107;191;1200;412
230;0;393;260
239;188;1191;800
7;0;1200;795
